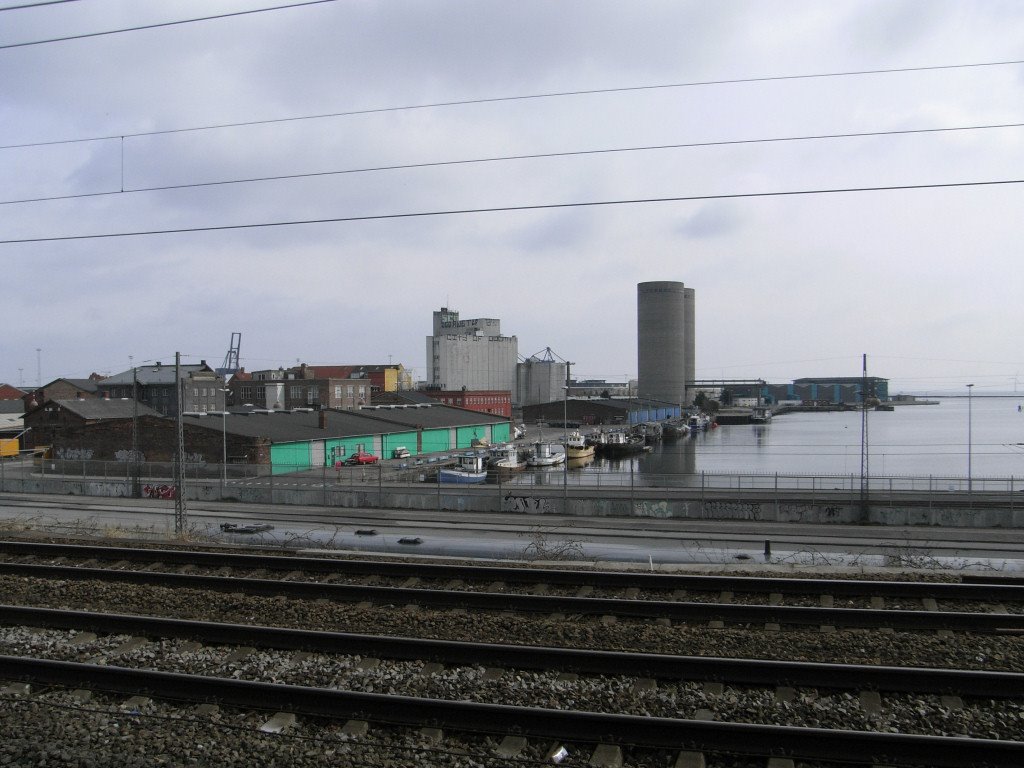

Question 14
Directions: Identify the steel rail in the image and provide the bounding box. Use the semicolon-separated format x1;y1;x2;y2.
2;656;1022;767
4;539;1023;601
3;605;1021;697
4;562;1023;632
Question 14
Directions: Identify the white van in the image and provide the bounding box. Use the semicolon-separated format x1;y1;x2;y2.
391;447;411;459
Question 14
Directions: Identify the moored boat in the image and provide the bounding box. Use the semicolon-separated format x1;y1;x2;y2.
526;441;566;467
591;430;646;458
488;443;525;471
564;430;595;460
687;413;712;432
439;453;488;484
662;420;691;440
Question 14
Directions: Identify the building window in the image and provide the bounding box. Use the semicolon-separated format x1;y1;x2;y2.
334;386;342;399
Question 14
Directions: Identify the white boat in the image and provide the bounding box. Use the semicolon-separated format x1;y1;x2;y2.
488;443;525;470
439;453;488;484
564;430;595;460
526;441;566;467
750;405;772;423
687;413;712;431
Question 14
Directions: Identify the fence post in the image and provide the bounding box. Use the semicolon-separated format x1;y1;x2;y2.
378;463;383;508
700;471;705;517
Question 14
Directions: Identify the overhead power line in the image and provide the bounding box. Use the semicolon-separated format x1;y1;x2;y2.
1;177;1021;245
0;0;339;49
3;121;1022;207
0;0;83;10
2;58;1023;149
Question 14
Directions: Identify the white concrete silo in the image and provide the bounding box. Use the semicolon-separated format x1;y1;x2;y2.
637;281;695;406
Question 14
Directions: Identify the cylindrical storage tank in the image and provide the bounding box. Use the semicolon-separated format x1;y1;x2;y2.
637;281;694;406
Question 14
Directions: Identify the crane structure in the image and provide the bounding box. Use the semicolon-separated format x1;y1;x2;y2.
217;332;242;377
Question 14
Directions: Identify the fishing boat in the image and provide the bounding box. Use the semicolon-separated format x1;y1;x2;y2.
526;441;566;467
687;412;712;432
439;453;488;484
750;405;773;423
488;443;525;471
591;430;646;458
564;430;595;460
662;420;691;440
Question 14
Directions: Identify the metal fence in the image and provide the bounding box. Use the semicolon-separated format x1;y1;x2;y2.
2;457;1019;502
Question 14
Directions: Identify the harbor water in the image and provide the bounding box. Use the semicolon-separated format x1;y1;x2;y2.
526;397;1024;482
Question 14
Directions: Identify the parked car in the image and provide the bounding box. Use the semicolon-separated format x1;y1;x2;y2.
391;446;411;459
346;451;379;465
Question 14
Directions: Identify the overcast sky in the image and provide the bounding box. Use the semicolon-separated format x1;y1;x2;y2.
2;0;1023;395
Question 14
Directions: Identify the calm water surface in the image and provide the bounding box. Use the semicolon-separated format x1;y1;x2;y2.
638;397;1024;479
533;397;1024;482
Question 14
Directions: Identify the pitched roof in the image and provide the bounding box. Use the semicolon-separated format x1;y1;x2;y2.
181;404;507;443
54;398;162;420
0;384;26;399
101;363;216;386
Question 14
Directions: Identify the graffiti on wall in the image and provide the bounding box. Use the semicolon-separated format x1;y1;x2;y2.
633;500;674;518
503;494;553;514
56;447;93;460
142;484;176;499
114;449;145;463
703;501;762;521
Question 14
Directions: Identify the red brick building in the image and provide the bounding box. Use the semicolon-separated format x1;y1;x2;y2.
422;390;512;418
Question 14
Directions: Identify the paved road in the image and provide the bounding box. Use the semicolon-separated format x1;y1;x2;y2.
2;491;1023;571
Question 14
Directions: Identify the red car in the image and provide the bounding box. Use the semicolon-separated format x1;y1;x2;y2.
346;451;379;465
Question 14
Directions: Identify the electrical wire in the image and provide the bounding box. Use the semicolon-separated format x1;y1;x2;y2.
3;120;1022;207
2;58;1023;149
0;0;82;10
0;0;340;49
1;177;1021;245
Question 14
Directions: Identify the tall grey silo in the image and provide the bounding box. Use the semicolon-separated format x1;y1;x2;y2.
637;281;695;406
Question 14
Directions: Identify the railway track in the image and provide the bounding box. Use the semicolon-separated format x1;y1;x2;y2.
4;536;1024;765
2;540;1023;633
3;605;1024;767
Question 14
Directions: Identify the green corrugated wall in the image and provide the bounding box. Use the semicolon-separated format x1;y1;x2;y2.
270;442;310;475
383;431;418;457
324;436;376;466
420;428;449;454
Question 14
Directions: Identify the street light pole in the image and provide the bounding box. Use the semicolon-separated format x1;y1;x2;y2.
221;387;231;496
967;383;974;492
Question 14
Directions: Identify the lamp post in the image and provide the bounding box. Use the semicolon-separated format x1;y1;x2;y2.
967;383;974;492
563;384;569;507
221;387;232;495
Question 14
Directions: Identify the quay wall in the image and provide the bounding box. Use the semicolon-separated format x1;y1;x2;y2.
5;475;1024;528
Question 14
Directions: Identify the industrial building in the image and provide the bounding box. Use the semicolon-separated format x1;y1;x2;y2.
516;348;568;407
24;400;511;475
728;377;890;406
97;362;226;417
425;307;518;395
637;281;695;407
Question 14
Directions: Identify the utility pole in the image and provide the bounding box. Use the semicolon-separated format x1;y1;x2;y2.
173;352;187;535
131;366;140;498
859;353;869;518
563;360;572;510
